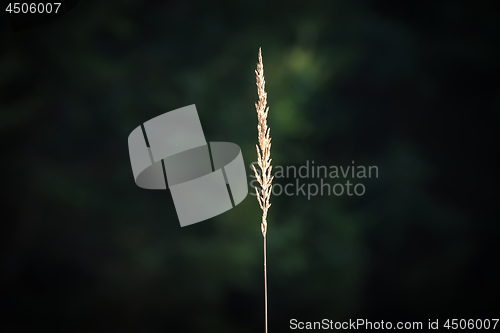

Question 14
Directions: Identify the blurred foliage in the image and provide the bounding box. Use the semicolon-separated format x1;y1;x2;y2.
1;0;499;331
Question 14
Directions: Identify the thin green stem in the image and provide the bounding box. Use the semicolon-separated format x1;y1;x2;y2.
264;235;268;333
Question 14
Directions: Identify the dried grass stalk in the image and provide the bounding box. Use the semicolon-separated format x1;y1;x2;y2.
252;47;273;333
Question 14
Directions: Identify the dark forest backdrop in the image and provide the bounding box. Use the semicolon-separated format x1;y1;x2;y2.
1;0;499;332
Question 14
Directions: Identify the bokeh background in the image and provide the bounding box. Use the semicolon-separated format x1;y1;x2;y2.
1;0;499;331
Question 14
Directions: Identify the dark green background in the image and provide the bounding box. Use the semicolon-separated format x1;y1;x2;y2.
2;0;499;331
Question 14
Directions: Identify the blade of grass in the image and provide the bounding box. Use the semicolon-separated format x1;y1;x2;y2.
252;47;273;333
